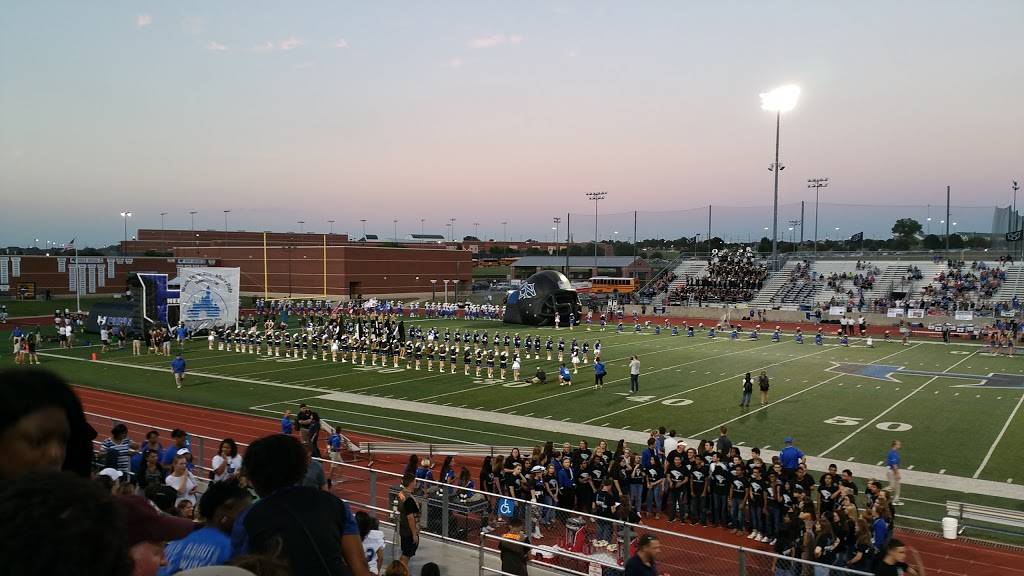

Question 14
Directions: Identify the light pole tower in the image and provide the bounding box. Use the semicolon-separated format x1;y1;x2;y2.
553;217;561;259
807;177;829;253
760;85;800;270
586;191;607;276
120;211;132;254
223;210;230;242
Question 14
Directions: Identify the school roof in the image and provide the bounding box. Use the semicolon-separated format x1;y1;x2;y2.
510;256;642;268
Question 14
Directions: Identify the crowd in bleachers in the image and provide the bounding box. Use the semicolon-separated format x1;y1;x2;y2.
920;260;1006;312
639;271;677;298
671;249;766;304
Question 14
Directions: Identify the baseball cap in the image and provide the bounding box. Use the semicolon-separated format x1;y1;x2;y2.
114;495;195;546
530;465;545;473
784;436;794;444
98;467;123;481
176;447;191;456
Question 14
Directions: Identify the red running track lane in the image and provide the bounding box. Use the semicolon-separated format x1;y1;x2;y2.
74;386;1024;576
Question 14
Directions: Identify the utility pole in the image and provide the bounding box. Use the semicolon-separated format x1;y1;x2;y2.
553;217;561;261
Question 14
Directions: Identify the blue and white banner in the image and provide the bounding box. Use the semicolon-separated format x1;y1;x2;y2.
178;267;240;332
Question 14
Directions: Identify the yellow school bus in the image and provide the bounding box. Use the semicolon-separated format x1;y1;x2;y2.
589;277;636;294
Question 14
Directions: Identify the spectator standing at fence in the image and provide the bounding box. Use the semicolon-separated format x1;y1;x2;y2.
628;356;641;393
170;354;186;390
101;423;137;477
625;534;661;576
886;440;903;505
161;429;190;468
397;474;420;568
499;517;531;576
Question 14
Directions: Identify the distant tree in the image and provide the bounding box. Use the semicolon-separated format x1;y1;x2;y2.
463;235;480;242
892;218;923;241
948;234;965;249
649;251;664;260
757;237;771;254
922;234;942;250
971;235;992;249
489;245;504;255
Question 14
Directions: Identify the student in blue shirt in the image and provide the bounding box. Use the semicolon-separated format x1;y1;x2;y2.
779;437;804;481
593;359;606;389
161;478;251;575
559;363;572;386
886;440;903;505
170;354;186;389
280;410;295;435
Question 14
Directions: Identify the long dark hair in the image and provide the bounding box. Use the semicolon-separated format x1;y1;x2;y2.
220;438;239;458
403;454;418;477
440;455;454;480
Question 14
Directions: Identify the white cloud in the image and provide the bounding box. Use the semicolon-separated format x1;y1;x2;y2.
444;58;464;68
252;41;275;53
333;38;349;49
469;34;524;49
136;14;152;28
206;41;227;51
295;61;315;70
279;37;302;51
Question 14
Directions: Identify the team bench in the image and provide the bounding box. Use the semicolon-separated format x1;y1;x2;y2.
945;501;1024;535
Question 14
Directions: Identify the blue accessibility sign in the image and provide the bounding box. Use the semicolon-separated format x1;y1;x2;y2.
497;497;516;518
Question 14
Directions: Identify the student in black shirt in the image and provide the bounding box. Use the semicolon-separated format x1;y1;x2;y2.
499;517;531;576
709;453;730;527
624;534;660;576
747;466;768;542
728;466;749;535
665;455;688;523
576;471;595;515
398;474;420;567
689;455;709;526
593;479;619;543
814;517;838;567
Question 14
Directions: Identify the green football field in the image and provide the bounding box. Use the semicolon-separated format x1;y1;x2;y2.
13;318;1024;488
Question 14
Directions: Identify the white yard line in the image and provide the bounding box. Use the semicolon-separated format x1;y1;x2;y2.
818;351;978;457
973;392;1024;478
582;345;839;424
688;344;921;438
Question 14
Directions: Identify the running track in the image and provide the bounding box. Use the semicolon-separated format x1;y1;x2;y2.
75;386;1023;576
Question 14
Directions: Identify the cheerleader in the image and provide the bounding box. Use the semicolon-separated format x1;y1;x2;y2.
593;340;601;359
474;347;484;377
557;337;565;362
499;350;509;379
448;344;458;373
545;336;554;361
405;340;414;369
331;335;340;362
426;343;436;372
512;354;521;381
463;346;473;376
371;336;380;366
581;341;590;364
571;347;580;374
207;329;215;350
486;348;496;379
413;341;423;370
437;343;447;373
523;335;532;359
533;335;541;359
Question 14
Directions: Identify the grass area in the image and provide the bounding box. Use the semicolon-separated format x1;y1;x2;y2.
2;297;95;317
9;319;1024;527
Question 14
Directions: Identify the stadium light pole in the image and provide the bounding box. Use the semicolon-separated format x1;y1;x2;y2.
449;218;456;242
807;177;829;254
553;217;561;260
360;219;367;241
586;191;607;276
223;210;230;243
190;211;198;231
328;220;335;234
420;218;425;235
474;222;480;240
760;85;800;270
120;211;132;254
393;219;398;243
297;220;305;233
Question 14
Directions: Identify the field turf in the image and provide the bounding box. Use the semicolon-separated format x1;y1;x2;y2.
11;318;1023;487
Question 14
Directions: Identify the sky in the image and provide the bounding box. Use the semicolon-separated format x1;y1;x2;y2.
2;0;1023;247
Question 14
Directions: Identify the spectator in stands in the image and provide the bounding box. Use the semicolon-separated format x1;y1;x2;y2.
383;561;410;576
0;471;135;576
162;429;190;467
212;438;243;483
233;434;369;576
162;478;251;573
0;368;96;480
116;493;198;576
132;430;164;471
356;511;386;575
101;423;138;477
420;563;441;576
166;453;198;506
135;448;166;491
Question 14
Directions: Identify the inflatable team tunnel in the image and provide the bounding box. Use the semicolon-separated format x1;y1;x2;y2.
503;270;582;326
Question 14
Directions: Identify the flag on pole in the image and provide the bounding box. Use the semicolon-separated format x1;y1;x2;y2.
63;238;76;252
849;232;864;243
1006;230;1023;242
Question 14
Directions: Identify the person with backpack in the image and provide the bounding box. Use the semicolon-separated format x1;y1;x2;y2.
740;373;754;408
758;371;770;405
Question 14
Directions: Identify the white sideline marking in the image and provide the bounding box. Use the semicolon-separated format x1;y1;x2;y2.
819;351;978;458
939;469;946;475
973;392;1024;478
847;457;856;461
907;465;915;470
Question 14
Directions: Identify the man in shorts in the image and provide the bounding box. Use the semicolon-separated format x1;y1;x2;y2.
171;353;186;389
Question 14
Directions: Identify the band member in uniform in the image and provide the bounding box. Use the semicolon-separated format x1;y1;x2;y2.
414;341;423;370
486;348;496;379
426;343;436;372
546;336;554;361
449;343;458;373
475;347;484;377
499;349;509;380
557;337;565;362
463;346;473;376
533;335;541;360
581;341;590;364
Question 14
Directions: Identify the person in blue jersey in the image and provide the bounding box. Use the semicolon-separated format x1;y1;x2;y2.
176;323;188;351
795;327;804;344
886;440;903;506
559;363;572;386
815;329;824;345
617;321;624;333
771;326;781;342
708;326;717;338
730;327;739;340
160;478;250;575
280;410;294;435
599;314;607;331
749;326;759;340
593;357;606;389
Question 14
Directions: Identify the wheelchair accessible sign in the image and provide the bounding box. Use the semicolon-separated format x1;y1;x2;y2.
497;498;516;518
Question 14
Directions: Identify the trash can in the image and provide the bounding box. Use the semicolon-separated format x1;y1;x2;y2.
941;516;958;539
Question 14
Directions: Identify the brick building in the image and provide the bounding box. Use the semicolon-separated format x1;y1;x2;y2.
0;255;185;299
173;244;472;298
